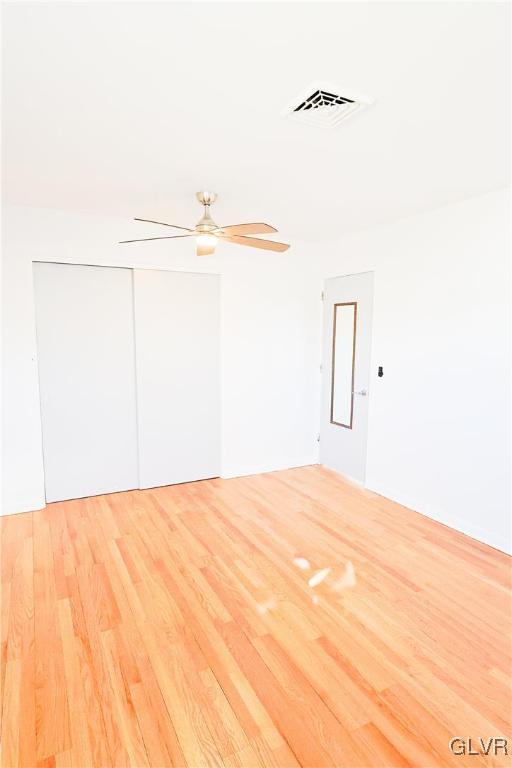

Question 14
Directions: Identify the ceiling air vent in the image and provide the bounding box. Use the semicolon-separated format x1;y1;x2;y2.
283;82;373;128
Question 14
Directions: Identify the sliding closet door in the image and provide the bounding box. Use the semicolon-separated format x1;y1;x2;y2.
34;263;139;502
134;270;220;488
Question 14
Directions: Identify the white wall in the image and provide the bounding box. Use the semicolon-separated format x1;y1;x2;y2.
2;190;510;555
1;206;320;514
315;189;511;553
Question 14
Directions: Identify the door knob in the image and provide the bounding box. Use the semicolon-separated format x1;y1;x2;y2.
353;389;367;396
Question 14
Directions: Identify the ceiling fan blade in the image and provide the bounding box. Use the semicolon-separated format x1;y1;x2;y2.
217;223;277;236
119;234;193;243
219;234;290;252
197;244;216;257
134;217;193;232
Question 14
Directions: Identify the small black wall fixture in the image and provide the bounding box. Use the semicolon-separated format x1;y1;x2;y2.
378;366;384;377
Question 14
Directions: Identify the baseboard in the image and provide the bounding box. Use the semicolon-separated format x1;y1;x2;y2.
366;481;511;556
327;469;365;488
1;497;46;516
221;459;317;481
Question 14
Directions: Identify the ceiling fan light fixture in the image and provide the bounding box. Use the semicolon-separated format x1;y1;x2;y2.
196;233;218;247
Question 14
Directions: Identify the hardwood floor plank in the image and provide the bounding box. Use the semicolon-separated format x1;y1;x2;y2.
100;629;150;768
74;563;130;767
1;466;510;767
33;511;71;761
57;599;94;768
18;539;36;768
129;681;173;768
66;573;113;768
1;659;22;768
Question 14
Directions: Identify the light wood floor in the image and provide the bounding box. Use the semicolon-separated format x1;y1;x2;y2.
1;466;511;768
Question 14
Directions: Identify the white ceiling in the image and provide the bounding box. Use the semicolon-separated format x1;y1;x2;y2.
2;2;510;241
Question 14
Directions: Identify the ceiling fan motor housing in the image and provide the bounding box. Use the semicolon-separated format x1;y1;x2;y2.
196;190;219;232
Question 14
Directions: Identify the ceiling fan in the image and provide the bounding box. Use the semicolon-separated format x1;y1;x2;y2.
119;191;290;256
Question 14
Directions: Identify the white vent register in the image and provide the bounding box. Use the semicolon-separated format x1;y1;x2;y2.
283;81;373;128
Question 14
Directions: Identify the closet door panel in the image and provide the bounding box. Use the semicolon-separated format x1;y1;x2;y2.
34;263;139;502
134;270;220;488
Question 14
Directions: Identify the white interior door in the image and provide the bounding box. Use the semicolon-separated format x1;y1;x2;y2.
34;262;139;502
320;272;374;482
133;270;220;488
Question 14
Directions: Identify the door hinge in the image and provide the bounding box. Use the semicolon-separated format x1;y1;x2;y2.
319;363;323;371
317;434;321;442
321;291;325;301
